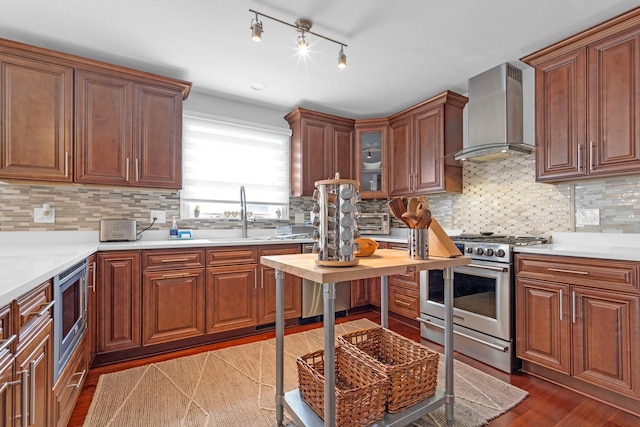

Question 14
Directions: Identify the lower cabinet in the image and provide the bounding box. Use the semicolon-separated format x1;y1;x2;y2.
350;279;370;308
97;251;141;354
142;269;206;345
53;335;87;427
516;254;640;413
206;264;258;334
14;319;53;427
257;245;301;325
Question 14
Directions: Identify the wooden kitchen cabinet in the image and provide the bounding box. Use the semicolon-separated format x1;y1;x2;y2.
355;119;389;199
53;334;87;427
522;9;640;182
0;51;73;182
257;245;301;325
515;253;640;414
350;279;370;308
285;107;355;197
0;304;14;426
97;251;141;354
388;91;467;196
206;264;257;334
75;70;184;189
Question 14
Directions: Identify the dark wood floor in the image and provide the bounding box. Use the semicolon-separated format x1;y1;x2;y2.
69;311;640;426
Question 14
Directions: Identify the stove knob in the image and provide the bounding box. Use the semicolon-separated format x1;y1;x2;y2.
485;248;494;256
466;247;473;254
496;249;506;258
475;248;484;255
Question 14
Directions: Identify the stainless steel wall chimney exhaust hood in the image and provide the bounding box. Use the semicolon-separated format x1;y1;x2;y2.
455;63;534;162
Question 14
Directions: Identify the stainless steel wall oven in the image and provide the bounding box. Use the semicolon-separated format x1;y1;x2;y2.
53;259;88;381
419;235;546;373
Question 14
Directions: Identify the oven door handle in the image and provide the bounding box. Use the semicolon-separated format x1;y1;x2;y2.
466;263;508;272
417;317;509;352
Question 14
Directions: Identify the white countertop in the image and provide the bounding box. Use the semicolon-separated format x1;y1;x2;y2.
514;232;640;261
3;229;640;308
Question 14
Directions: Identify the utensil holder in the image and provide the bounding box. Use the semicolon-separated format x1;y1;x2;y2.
408;228;428;259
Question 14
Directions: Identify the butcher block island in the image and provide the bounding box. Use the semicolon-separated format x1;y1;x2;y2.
260;249;470;427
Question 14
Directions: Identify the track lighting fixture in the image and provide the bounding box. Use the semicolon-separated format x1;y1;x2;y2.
249;9;348;69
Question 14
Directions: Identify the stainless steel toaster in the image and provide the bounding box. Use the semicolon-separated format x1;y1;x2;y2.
99;219;137;242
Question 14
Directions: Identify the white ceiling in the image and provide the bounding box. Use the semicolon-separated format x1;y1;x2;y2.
2;0;640;118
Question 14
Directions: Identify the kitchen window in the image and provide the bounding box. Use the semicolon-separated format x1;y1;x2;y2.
181;113;291;219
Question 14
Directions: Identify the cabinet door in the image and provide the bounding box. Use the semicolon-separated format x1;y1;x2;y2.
588;26;640;176
330;124;354;180
515;277;571;374
142;269;206;346
301;118;329;195
355;120;388;199
0;351;13;427
257;266;301;325
388;285;419;318
0;55;73;182
133;84;183;188
75;70;133;185
15;320;52;427
350;279;370;308
206;265;257;333
572;287;640;399
414;105;443;192
86;254;97;364
534;49;587;181
97;252;141;353
388;115;413;197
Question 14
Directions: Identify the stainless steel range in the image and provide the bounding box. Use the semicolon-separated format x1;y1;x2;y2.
418;234;547;373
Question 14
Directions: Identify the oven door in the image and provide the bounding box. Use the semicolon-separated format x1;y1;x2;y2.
420;260;511;341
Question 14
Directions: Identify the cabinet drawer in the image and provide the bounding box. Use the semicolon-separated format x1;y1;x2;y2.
143;249;205;271
0;304;13;357
388;285;419;319
207;247;258;266
516;254;640;293
53;334;88;427
13;280;53;346
259;244;301;257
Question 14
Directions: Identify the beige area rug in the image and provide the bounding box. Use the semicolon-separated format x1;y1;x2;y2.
83;319;527;427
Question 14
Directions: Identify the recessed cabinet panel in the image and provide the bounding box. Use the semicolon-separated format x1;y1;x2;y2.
206;265;257;333
355;119;388;199
0;55;73;181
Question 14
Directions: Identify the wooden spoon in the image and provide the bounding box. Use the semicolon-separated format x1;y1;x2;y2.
387;198;406;220
401;212;418;228
416;207;432;229
407;197;419;214
418;195;429;209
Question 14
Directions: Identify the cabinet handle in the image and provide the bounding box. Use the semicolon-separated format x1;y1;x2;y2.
572;291;576;324
260;269;264;289
0;372;22;394
26;300;55;318
577;144;583;172
89;261;96;291
64;152;69;177
394;299;412;308
589;141;595;172
559;289;563;321
161;258;189;262
548;268;588;275
21;369;28;427
29;353;45;425
161;273;189;279
125;157;130;182
135;158;140;182
0;334;16;352
67;369;87;389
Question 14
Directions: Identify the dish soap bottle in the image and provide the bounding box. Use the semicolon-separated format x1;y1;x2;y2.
170;216;179;239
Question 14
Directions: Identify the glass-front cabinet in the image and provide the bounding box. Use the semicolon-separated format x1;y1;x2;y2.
355;119;388;199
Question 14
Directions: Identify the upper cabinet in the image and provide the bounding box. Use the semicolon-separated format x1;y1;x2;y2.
522;8;640;182
355;119;388;199
0;53;73;182
388;91;467;196
0;38;191;189
285;107;355;197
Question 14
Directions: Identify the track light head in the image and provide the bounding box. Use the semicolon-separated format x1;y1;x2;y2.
338;46;347;69
297;32;309;54
251;18;263;42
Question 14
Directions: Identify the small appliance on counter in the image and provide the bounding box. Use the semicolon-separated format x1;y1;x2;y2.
99;219;137;242
355;212;390;235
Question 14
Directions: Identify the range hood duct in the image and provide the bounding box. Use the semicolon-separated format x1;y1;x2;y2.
455;63;534;162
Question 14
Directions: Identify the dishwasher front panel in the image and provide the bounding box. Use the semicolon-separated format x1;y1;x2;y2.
301;279;351;318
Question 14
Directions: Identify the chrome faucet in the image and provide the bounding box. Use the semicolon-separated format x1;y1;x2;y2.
240;185;248;238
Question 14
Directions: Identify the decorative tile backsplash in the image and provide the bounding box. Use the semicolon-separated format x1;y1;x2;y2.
1;154;639;234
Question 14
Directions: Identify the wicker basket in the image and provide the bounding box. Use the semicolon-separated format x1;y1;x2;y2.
338;327;439;413
296;346;389;427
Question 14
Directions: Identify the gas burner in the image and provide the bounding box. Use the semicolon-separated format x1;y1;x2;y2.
453;234;548;245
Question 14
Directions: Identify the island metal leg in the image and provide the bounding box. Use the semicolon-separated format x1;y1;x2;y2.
443;266;455;425
323;282;336;426
275;269;285;426
380;275;388;328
